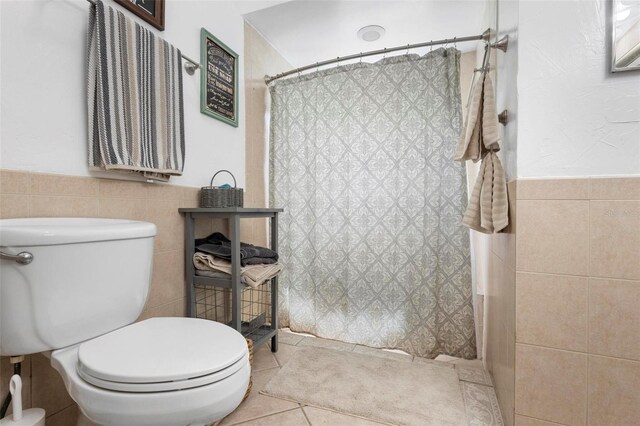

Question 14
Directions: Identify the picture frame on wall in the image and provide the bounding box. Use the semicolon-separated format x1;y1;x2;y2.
200;28;239;127
114;0;165;31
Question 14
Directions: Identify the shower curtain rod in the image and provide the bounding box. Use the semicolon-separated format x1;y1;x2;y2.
265;28;495;84
84;0;202;73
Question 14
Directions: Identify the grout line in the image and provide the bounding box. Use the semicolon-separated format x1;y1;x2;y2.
43;402;76;420
515;413;565;425
226;407;301;426
516;342;640;363
300;406;312;425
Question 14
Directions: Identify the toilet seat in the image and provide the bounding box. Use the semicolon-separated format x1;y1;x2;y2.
76;317;248;393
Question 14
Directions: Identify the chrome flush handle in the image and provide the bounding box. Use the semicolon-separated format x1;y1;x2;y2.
0;251;34;265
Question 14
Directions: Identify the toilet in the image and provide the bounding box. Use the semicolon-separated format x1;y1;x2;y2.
0;218;250;426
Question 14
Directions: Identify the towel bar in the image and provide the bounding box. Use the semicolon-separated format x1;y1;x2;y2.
84;0;202;74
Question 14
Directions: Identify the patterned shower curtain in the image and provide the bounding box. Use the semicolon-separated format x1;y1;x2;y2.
269;48;476;359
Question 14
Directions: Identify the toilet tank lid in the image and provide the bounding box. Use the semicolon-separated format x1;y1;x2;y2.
0;218;157;246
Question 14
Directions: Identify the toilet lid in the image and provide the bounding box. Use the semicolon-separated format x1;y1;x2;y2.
77;317;248;391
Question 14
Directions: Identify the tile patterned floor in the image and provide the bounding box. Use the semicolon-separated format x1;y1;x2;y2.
220;330;503;426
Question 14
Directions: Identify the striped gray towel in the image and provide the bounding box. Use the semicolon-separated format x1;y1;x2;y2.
88;0;185;181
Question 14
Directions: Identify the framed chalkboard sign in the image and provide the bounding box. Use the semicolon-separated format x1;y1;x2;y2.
114;0;164;31
200;28;239;127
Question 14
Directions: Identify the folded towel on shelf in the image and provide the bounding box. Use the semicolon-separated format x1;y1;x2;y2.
88;0;185;182
194;269;246;284
193;252;282;289
195;232;278;266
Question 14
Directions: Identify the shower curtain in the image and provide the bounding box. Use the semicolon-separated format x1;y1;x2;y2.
269;48;476;359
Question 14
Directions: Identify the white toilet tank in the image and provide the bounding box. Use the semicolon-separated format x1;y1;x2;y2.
0;218;157;356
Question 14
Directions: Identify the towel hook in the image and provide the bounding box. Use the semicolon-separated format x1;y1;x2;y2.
498;110;509;125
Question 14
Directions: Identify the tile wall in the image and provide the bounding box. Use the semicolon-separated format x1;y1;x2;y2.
513;177;640;425
242;22;292;247
486;180;517;426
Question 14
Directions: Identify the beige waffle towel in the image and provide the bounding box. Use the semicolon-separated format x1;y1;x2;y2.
193;253;282;288
463;152;509;233
455;73;500;162
455;72;508;234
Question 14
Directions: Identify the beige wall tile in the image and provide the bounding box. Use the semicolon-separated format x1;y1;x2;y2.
30;196;99;217
515;344;587;425
145;199;182;252
98;197;146;220
146;250;185;308
244;23;290;254
485;253;516;426
492;232;517;272
518;179;589;200
182;186;201;207
138;297;187;321
589;201;640;280
515;415;564;425
516;200;589;275
0;194;30;218
0;170;30;194
589;278;640;361
98;179;147;199
146;183;182;200
588;355;640;425
30;173;98;197
589;177;640;200
516;273;587;352
31;353;75;416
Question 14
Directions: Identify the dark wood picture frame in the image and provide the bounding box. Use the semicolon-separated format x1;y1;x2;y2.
114;0;165;31
200;28;239;127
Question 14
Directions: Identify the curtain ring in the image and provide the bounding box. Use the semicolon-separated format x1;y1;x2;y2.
383;48;387;59
359;53;362;64
453;37;457;49
430;41;433;52
406;44;410;55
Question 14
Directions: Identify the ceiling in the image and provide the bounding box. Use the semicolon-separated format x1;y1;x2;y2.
244;0;489;69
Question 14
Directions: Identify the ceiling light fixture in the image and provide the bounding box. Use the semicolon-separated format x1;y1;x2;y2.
358;25;385;42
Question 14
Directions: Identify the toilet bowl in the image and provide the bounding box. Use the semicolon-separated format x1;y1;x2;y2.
51;318;250;426
0;218;250;425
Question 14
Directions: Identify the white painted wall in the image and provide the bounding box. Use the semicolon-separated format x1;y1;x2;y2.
517;0;640;178
0;0;282;187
